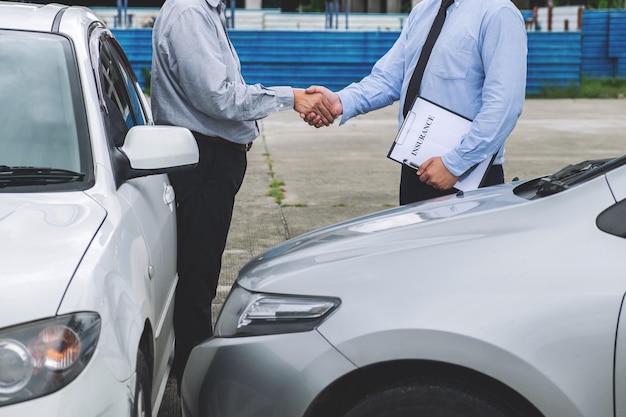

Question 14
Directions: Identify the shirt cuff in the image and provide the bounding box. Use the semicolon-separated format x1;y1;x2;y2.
442;151;472;177
336;90;356;125
273;86;295;111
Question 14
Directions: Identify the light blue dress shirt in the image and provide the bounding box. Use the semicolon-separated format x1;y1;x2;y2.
337;0;527;176
151;0;294;144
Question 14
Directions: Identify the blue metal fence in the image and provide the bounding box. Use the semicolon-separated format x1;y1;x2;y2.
581;9;626;78
112;9;626;96
229;30;399;91
527;31;581;92
609;10;626;77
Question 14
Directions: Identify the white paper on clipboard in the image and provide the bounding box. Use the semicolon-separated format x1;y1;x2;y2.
388;97;494;192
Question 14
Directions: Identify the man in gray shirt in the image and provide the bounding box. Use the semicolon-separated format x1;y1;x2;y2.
151;0;336;389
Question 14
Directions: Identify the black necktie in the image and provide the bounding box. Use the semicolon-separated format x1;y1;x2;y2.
403;0;455;117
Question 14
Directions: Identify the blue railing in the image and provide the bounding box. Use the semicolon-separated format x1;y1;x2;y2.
112;9;626;95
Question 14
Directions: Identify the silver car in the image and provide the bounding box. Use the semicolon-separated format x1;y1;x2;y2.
0;2;197;416
183;157;626;417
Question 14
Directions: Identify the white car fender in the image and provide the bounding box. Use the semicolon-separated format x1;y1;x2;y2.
58;211;152;382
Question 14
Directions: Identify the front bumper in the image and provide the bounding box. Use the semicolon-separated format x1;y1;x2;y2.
181;330;357;417
0;350;134;416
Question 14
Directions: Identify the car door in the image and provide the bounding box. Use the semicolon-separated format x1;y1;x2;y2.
96;32;177;385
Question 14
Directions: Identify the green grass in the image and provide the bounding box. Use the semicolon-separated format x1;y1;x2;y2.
263;152;286;204
528;76;626;99
268;178;286;204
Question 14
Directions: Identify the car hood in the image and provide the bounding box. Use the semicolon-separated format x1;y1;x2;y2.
0;193;106;329
238;184;531;292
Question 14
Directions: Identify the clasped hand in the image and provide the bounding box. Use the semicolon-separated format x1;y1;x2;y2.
293;85;343;128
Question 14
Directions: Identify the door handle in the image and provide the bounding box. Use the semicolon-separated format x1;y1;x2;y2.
163;183;175;211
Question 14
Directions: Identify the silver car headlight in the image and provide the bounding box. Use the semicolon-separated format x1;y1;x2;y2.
0;312;100;407
215;284;340;337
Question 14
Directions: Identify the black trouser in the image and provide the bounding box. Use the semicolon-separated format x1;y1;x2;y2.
168;136;247;383
399;163;504;205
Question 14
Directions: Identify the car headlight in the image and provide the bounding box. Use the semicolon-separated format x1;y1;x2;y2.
215;284;340;337
0;312;100;407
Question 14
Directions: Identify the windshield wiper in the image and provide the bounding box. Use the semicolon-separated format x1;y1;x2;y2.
0;165;85;187
536;158;616;197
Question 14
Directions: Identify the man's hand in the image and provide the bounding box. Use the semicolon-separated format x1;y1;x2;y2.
293;89;336;127
417;157;458;190
300;85;343;128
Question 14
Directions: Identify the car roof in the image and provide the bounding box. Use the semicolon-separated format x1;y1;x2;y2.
0;1;98;32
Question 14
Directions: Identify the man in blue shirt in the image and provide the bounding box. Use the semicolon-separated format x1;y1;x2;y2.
305;0;527;204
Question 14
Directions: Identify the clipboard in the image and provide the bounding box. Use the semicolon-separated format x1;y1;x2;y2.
388;96;494;192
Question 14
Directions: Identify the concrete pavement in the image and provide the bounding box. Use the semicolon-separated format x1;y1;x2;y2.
157;98;626;417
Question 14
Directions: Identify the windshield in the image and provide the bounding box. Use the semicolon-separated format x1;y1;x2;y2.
0;30;92;191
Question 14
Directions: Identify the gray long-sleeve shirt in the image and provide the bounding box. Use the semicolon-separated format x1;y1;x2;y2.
151;0;294;144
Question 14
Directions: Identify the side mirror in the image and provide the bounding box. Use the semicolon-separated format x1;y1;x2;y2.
120;125;198;178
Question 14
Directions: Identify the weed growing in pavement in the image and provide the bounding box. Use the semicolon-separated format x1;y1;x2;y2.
263;152;286;204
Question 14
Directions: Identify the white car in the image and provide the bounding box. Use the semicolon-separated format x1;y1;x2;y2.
0;2;198;416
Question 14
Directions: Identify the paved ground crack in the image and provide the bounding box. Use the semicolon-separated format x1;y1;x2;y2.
260;127;291;241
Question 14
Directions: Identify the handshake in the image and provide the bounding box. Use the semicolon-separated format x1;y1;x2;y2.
293;86;343;128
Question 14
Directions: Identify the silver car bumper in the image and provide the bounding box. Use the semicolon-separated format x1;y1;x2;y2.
181;330;356;417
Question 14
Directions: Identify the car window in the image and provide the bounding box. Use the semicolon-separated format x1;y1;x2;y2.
99;36;147;141
0;31;86;174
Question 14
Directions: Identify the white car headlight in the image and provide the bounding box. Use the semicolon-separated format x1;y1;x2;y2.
215;284;340;337
0;312;100;407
